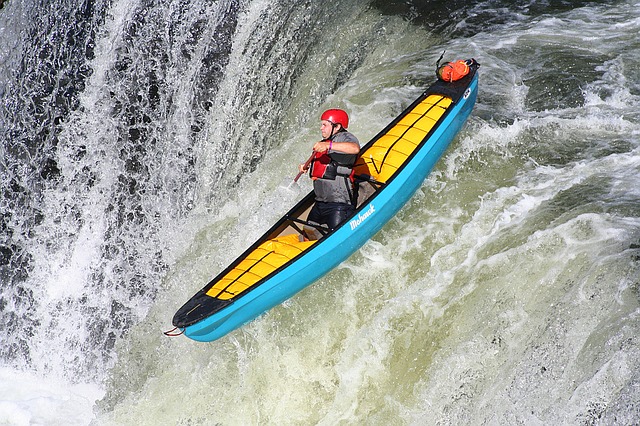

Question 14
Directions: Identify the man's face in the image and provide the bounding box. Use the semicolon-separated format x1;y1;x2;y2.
320;120;334;139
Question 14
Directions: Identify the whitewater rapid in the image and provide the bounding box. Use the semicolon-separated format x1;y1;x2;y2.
1;0;639;425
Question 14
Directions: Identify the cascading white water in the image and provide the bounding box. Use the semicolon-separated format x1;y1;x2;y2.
1;0;639;424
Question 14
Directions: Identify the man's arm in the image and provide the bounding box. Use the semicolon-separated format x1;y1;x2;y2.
312;140;360;154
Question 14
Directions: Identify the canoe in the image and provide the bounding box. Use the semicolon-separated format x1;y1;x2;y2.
170;59;479;342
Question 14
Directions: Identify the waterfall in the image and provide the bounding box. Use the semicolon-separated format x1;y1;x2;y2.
1;0;639;424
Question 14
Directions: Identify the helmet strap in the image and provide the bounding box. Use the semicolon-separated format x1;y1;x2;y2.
328;122;344;139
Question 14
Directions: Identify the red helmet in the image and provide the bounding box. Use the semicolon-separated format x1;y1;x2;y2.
321;108;349;129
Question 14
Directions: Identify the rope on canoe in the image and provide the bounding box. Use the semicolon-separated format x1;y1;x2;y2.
163;327;185;337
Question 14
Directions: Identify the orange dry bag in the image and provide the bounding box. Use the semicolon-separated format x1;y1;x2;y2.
437;59;471;82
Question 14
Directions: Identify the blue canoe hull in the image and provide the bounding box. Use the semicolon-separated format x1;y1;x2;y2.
176;65;479;342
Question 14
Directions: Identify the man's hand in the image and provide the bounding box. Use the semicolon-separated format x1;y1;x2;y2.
312;141;330;153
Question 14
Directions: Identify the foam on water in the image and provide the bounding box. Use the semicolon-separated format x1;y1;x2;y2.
0;368;104;426
1;0;639;424
107;2;640;421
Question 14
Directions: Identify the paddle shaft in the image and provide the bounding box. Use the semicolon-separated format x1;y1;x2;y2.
293;152;315;183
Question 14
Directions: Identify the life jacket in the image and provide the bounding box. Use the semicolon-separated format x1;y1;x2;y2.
309;150;357;181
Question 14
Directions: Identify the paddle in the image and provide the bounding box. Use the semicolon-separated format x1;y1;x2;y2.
293;151;315;183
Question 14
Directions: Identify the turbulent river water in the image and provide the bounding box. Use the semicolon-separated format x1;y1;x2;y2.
1;0;639;424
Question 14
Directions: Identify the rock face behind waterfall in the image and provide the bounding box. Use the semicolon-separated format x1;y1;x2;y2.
1;1;639;425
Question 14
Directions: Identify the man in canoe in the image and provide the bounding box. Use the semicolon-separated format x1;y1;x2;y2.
299;108;361;237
